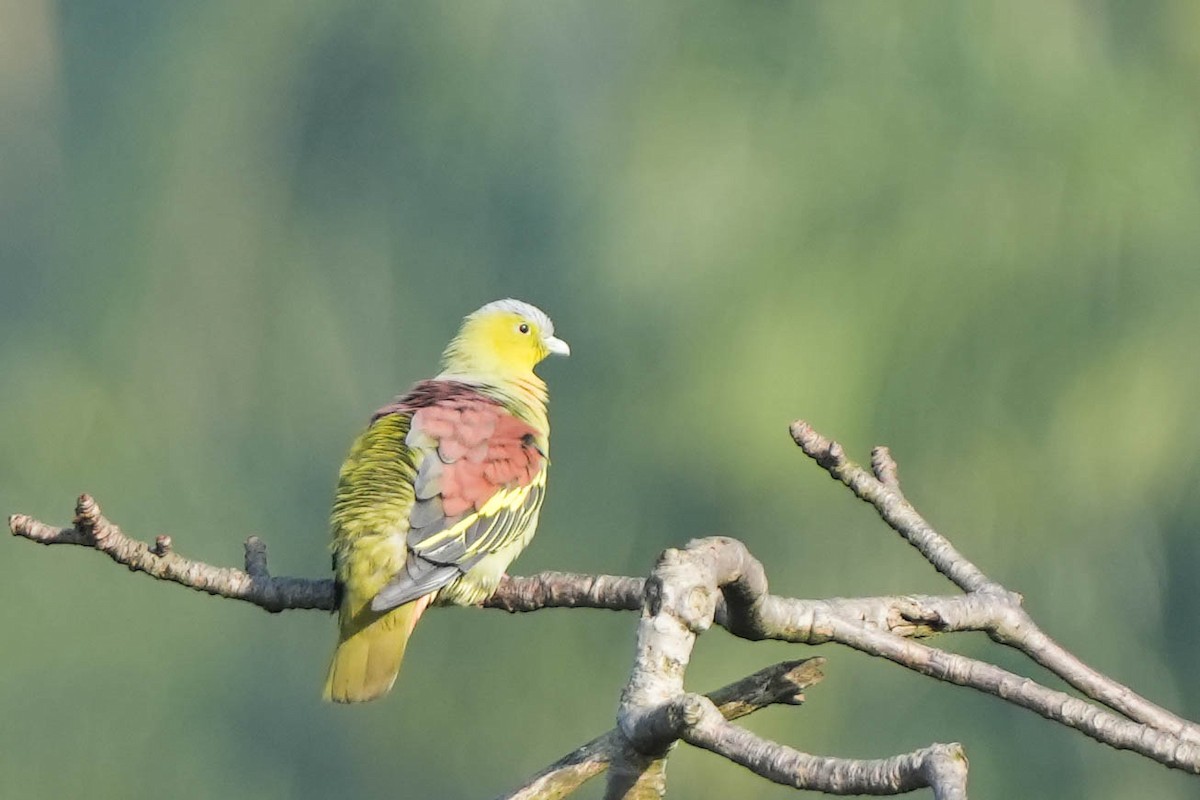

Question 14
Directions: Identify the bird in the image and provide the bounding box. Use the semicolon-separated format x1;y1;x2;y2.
323;299;569;703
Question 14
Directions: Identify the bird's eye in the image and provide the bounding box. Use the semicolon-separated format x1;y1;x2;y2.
518;323;530;334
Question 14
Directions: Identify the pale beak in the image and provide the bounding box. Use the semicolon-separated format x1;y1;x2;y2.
544;335;571;357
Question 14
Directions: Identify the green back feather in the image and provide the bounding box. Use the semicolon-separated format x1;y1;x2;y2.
331;414;418;584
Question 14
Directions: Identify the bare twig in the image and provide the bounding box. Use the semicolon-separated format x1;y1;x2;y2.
10;496;333;613
790;419;1200;745
499;659;824;800
820;613;1200;771
990;608;1200;743
679;694;968;799
486;571;644;614
870;445;900;489
9;498;642;616
790;421;998;594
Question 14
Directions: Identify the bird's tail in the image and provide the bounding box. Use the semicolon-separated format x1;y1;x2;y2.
323;596;430;703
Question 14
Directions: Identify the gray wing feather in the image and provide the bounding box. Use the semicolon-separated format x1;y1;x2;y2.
370;558;459;611
408;496;444;529
412;458;442;500
368;403;545;613
371;488;539;612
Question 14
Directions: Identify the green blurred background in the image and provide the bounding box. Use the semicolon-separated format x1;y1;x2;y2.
4;2;1200;797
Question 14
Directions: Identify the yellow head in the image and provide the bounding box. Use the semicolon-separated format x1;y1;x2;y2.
440;299;570;378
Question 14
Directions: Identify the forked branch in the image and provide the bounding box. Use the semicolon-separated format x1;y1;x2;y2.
498;658;825;800
11;419;1200;797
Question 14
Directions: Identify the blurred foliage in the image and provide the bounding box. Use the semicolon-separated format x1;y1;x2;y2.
3;1;1200;797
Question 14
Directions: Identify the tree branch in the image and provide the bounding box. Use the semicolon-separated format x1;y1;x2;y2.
603;537;965;798
9;496;642;616
8;496;981;638
498;658;824;800
10;496;333;613
790;419;1200;745
790;421;999;594
820;613;1200;771
678;694;968;799
13;418;1200;795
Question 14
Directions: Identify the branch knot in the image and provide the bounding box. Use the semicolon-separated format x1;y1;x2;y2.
73;494;101;540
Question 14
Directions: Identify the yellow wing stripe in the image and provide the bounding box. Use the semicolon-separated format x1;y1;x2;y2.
409;470;546;563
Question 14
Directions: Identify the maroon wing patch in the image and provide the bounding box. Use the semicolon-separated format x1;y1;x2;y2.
413;404;541;516
375;380;544;517
368;380;548;611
